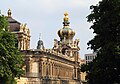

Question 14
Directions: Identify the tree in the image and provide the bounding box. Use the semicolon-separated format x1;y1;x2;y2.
0;13;24;84
81;0;120;84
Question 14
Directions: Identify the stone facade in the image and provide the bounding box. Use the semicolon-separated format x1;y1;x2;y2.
7;9;81;84
20;48;80;84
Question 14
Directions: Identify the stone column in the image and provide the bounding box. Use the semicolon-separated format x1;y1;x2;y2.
25;38;27;50
20;39;23;50
41;61;44;76
50;63;53;77
24;38;26;50
21;39;24;50
18;39;21;50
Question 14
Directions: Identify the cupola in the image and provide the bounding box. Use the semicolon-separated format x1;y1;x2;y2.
58;12;75;43
37;33;44;50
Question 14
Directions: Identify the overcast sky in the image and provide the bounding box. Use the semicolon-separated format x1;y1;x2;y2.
0;0;100;59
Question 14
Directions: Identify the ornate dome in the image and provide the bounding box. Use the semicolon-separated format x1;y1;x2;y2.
58;28;75;39
58;12;75;40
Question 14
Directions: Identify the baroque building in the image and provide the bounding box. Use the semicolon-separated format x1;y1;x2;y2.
7;9;81;84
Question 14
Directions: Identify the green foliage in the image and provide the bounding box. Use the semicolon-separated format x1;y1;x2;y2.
0;15;8;31
81;0;120;84
0;14;24;83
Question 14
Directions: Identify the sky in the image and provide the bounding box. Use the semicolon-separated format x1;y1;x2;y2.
0;0;100;59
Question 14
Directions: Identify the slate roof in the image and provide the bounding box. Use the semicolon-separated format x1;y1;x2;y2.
8;17;21;32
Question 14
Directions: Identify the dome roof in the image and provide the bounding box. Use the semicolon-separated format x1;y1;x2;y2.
7;9;21;32
58;12;75;39
58;27;75;39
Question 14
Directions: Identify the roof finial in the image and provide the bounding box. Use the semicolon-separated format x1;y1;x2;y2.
39;33;42;40
64;11;69;21
64;12;68;17
63;11;70;27
8;9;12;17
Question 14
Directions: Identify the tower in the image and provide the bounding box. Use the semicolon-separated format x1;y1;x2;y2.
53;12;80;80
7;9;30;50
53;12;80;60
